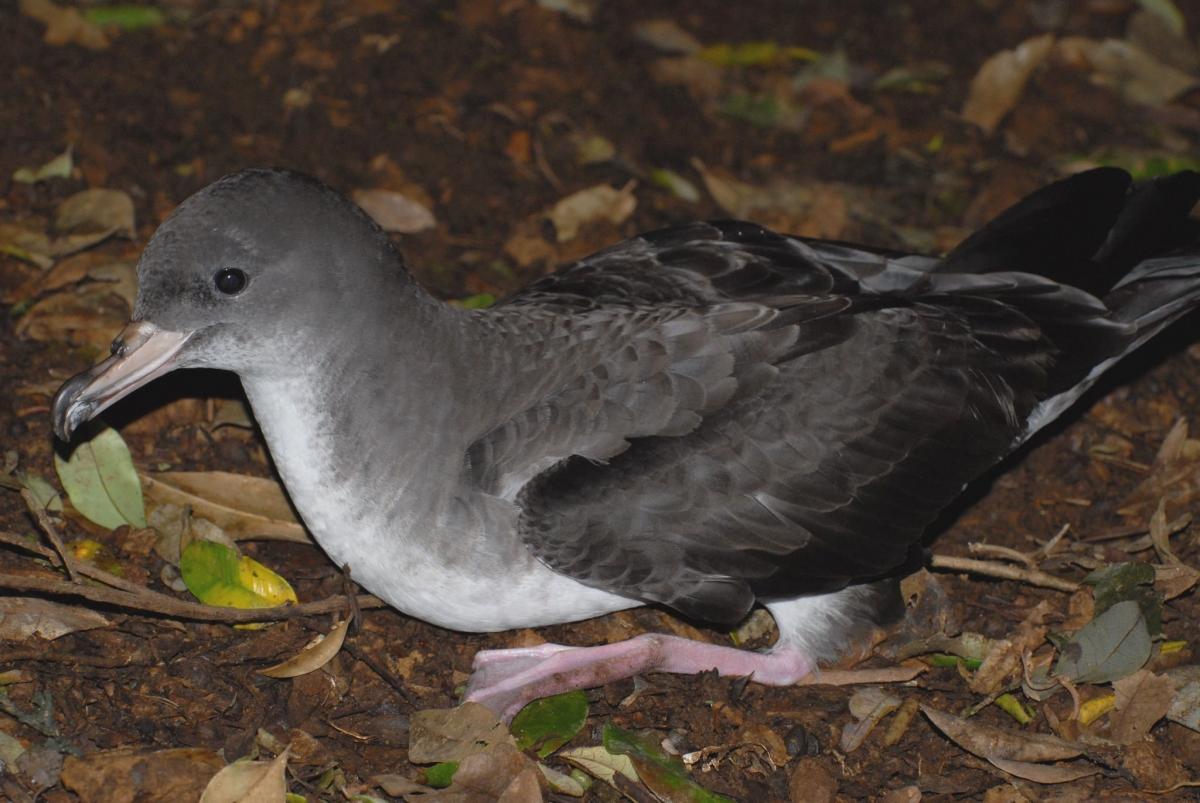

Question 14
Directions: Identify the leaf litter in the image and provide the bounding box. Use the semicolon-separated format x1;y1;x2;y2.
4;1;1200;799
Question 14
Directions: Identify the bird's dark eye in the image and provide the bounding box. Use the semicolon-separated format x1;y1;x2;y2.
214;268;247;295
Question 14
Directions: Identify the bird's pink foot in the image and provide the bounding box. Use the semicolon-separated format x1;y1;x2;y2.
463;633;815;721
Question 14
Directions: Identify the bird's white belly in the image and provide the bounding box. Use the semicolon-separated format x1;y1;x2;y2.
241;375;636;632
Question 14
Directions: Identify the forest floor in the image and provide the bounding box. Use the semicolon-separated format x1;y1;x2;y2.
3;0;1200;800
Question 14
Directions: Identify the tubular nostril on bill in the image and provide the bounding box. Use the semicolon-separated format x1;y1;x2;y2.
110;338;125;357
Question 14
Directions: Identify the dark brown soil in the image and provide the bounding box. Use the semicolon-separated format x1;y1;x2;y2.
3;1;1200;801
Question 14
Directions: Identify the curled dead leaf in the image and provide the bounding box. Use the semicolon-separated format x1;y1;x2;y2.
961;34;1055;134
259;618;350;678
141;471;308;543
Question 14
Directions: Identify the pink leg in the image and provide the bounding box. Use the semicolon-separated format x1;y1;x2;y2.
463;633;815;720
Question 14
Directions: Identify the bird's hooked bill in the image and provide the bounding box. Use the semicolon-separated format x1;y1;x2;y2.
51;320;192;442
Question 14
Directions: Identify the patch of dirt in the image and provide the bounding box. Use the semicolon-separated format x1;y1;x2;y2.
3;0;1200;800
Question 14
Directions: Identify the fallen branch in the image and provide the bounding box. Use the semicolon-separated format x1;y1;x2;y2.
930;554;1080;592
0;569;384;623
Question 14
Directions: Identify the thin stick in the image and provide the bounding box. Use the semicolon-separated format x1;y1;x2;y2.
22;491;79;583
0;569;384;623
930;554;1080;592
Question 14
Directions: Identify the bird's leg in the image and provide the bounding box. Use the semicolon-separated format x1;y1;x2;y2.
463;634;814;721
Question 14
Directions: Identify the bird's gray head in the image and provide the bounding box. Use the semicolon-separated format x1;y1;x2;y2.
52;168;411;440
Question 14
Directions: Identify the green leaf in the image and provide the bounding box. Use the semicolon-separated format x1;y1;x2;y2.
1054;600;1152;684
604;724;734;802
180;540;297;609
54;426;146;529
424;761;458;788
12;147;73;184
17;471;62;513
511;691;589;758
82;5;166;30
457;293;496;309
1136;0;1186;36
1084;562;1163;636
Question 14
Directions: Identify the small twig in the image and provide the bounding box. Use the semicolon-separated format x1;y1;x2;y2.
338;637;417;708
1036;523;1072;560
22;491;79;583
930;554;1080;592
0;569;384;623
967;542;1037;570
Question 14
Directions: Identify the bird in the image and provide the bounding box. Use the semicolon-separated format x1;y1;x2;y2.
52;166;1200;720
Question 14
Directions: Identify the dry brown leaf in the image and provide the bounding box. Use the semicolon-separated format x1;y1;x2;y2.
841;687;902;752
421;742;543;802
61;747;225;802
141;471;308;543
925;704;1100;784
922;705;1084;762
18;0;109;50
374;772;435;796
961;34;1055;134
970;601;1051;695
1057;37;1197;108
352;188;436;233
14;285;131;348
259;618;350;678
1110;669;1174;744
55;188;136;241
199;749;289;803
986;757;1099;784
633;19;702;54
547;182;637;242
692;160;851;239
1155;564;1200;600
0;220;55;270
408;702;516;764
1120;419;1200;519
0;597;110;640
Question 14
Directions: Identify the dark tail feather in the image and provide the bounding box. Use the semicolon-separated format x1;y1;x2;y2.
938;167;1132;288
941;168;1200;301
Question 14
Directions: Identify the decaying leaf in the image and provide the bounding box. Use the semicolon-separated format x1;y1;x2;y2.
61;747;225;802
633;19;702;54
692;160;851;239
1165;665;1200;732
840;687;902;752
54;188;136;243
19;0;109;49
408;703;516;764
16;284;132;348
0;597;110;641
1110;669;1174;744
604;724;734;802
352;188;436;234
969;601;1050;695
420;742;543;802
1119;418;1200;519
547;182;637;242
922;705;1097;783
54;426;147;530
1054;600;1152;684
199;749;289;803
141;471;308;543
961;34;1055;134
259;618;350;679
559;744;639;786
1084;562;1162;636
1058;37;1197;108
